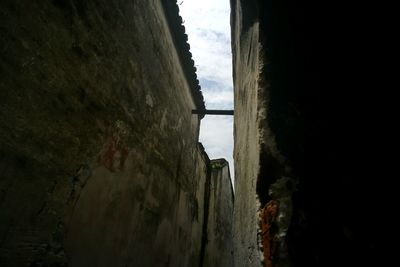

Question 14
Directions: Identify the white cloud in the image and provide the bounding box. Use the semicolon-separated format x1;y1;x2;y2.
199;116;234;182
203;90;233;109
179;0;235;182
179;0;233;88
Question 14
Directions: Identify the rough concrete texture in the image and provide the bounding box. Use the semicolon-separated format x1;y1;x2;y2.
202;159;234;267
0;0;213;266
231;0;383;266
230;0;266;265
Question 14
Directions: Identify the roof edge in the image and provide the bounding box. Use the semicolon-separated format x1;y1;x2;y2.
161;0;206;113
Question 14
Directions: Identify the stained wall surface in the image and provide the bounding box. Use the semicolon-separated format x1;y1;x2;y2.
0;1;209;266
230;0;265;265
203;159;234;267
231;0;383;267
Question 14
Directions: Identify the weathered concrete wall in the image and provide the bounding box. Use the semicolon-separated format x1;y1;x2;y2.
202;159;234;267
231;0;382;267
0;1;208;266
230;0;265;266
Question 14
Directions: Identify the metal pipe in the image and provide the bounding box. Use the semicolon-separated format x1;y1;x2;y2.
192;109;234;115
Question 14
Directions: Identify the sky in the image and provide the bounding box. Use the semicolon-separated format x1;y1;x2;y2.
178;0;234;182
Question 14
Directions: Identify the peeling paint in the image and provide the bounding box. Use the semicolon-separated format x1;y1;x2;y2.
259;176;297;267
260;200;279;267
146;94;154;108
98;137;129;172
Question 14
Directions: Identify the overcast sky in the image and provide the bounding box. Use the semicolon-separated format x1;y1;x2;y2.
178;0;234;182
